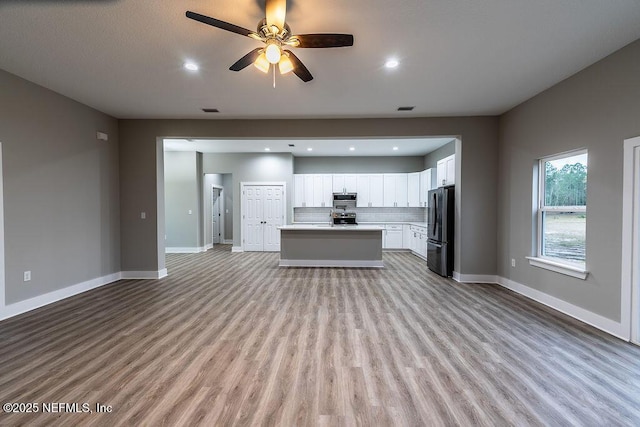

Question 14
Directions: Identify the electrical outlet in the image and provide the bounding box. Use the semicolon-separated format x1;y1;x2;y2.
511;258;516;267
23;271;31;282
188;210;193;215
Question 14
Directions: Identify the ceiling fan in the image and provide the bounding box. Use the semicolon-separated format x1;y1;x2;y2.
186;0;354;82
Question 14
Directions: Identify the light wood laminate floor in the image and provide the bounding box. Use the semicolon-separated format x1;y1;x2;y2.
1;245;639;426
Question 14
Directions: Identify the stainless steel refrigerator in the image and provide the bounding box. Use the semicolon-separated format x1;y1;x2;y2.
427;185;455;277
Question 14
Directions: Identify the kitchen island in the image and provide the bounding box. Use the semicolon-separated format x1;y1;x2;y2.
277;224;384;267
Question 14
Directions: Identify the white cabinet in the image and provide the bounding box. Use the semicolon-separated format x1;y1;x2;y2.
407;172;421;207
356;174;384;207
419;168;435;207
294;174;305;207
384;224;403;249
332;174;357;193
293;174;332;207
312;174;333;207
408;225;428;259
403;224;413;249
383;174;409;207
436;154;456;187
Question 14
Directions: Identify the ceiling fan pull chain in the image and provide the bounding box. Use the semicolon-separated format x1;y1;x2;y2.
273;66;276;88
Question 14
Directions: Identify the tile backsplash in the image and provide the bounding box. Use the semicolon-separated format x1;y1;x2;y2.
294;207;426;223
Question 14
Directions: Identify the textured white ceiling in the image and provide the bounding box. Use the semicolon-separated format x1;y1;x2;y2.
1;0;639;120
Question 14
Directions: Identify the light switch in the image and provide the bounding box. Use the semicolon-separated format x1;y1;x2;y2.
24;271;31;281
140;212;146;219
188;210;193;215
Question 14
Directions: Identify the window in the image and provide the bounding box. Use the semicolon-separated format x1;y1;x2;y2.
528;150;588;279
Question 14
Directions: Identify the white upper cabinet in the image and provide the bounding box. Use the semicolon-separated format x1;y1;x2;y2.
356;174;384;207
294;174;305;207
407;172;420;207
436;154;456;187
294;174;333;207
369;174;384;207
312;174;333;207
383;174;409;207
333;174;357;193
419;168;435;207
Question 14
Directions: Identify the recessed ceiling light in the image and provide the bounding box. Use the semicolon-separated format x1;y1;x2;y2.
349;147;355;151
184;62;199;71
385;59;399;69
307;148;313;152
264;147;271;151
393;146;399;151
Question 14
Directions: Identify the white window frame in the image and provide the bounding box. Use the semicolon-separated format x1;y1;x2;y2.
527;149;589;279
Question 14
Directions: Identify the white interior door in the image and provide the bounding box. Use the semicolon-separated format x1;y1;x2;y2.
212;188;221;244
242;183;286;252
243;186;264;251
263;185;284;252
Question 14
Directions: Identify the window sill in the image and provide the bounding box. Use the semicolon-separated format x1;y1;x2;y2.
526;257;589;280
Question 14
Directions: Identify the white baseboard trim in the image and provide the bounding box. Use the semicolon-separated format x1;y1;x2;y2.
205;243;213;250
165;247;206;253
0;272;122;321
223;239;233;245
231;246;243;253
453;272;499;284
279;259;384;268
121;269;167;280
451;272;626;340
1;268;169;322
496;276;627;341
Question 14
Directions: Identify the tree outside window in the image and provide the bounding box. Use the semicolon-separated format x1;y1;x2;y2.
538;151;587;267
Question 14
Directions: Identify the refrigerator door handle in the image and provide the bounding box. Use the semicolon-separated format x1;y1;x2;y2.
432;192;438;235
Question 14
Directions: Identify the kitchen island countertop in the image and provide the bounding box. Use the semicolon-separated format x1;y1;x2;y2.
278;224;384;231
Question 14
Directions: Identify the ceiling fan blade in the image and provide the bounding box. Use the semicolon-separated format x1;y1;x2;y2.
186;11;256;38
265;0;286;31
284;50;313;82
293;34;354;48
230;48;263;71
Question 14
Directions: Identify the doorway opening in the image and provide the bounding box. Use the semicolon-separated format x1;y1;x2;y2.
211;185;223;246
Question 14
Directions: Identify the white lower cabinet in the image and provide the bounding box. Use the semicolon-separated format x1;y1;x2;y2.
406;224;428;259
384;224;403;249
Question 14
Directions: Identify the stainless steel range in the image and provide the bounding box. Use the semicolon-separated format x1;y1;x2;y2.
332;211;357;225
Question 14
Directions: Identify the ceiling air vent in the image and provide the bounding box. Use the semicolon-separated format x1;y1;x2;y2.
288;144;295;147
202;108;220;113
397;106;415;111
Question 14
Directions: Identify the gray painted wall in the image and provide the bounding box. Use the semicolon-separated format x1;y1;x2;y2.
0;69;120;304
424;140;456;169
295;156;425;173
498;39;640;322
118;117;498;276
164;151;199;248
202;153;294;247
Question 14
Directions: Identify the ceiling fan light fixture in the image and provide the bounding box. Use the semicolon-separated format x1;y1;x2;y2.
254;53;270;73
279;55;294;75
265;42;282;64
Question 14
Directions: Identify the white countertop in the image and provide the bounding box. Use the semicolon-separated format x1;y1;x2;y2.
293;221;428;227
278;224;385;231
